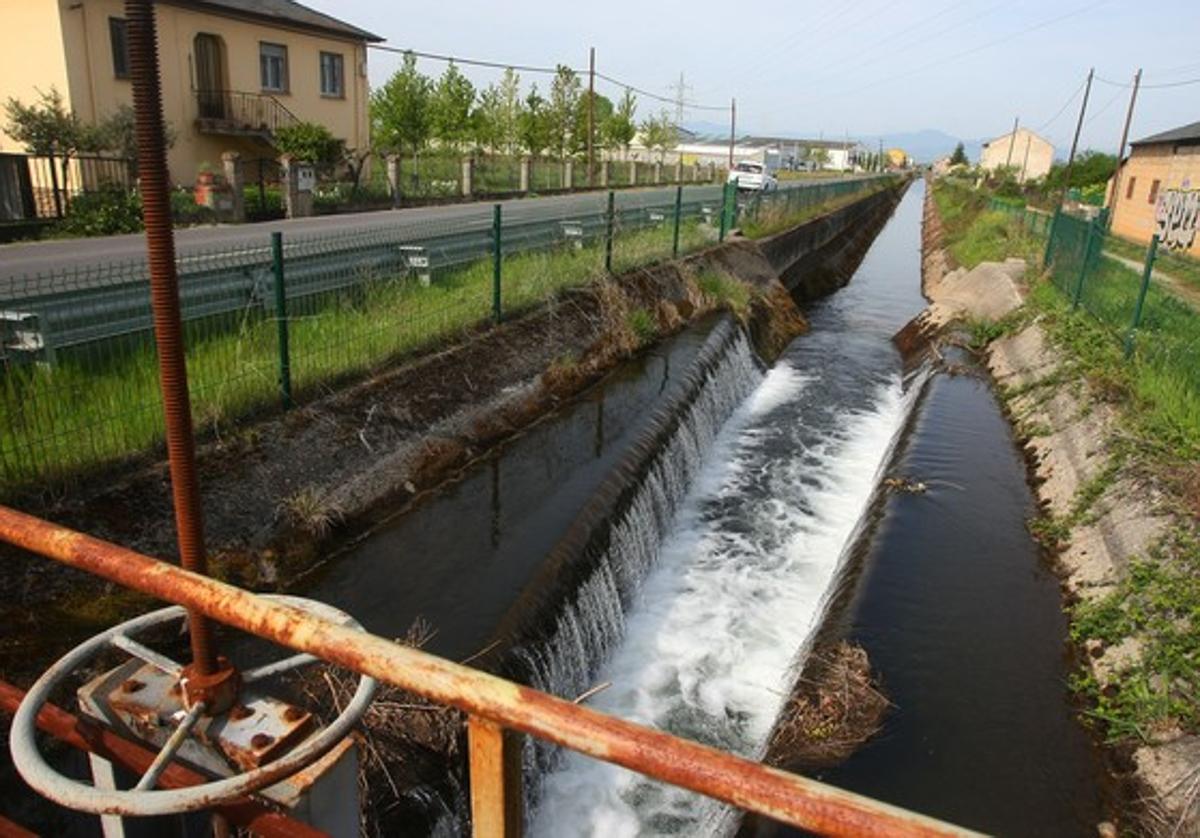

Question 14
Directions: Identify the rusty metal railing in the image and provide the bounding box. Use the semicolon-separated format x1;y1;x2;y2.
0;506;982;837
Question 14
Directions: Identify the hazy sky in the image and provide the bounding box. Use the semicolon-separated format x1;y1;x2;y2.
307;0;1200;152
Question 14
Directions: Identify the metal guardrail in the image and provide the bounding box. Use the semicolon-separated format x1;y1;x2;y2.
0;505;979;838
1;181;873;360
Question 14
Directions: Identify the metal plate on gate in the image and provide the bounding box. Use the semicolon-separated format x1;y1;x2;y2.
79;660;315;775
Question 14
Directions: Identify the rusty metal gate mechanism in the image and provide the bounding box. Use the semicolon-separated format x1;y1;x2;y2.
8;597;375;819
2;1;374;832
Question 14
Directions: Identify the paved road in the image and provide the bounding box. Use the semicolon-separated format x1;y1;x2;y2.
0;178;869;289
0;183;730;286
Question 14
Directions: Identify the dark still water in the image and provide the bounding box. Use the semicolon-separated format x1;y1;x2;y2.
301;316;722;661
802;367;1109;836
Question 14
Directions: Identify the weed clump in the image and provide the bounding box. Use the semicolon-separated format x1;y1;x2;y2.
767;641;889;770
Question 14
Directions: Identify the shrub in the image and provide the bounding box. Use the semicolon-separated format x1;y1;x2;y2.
245;185;284;218
170;188;218;227
56;188;142;237
275;122;344;171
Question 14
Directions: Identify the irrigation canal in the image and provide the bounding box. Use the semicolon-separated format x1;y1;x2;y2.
302;180;1107;835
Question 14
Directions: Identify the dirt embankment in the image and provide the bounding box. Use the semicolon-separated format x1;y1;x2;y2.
917;178;1200;836
0;231;811;684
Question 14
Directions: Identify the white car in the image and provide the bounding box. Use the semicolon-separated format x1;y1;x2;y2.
727;161;778;192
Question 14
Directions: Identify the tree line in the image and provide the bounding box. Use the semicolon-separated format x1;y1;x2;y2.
370;54;679;163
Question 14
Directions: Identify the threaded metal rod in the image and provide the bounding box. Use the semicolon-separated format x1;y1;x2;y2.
125;0;217;675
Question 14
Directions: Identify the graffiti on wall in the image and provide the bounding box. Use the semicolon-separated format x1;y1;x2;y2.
1155;180;1199;252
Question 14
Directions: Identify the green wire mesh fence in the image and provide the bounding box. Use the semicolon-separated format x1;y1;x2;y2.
0;176;890;494
1044;209;1200;445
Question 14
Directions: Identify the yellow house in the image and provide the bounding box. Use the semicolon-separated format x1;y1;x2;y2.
885;148;908;169
1108;120;1200;257
0;0;381;184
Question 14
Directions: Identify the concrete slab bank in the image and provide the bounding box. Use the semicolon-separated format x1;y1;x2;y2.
914;179;1199;835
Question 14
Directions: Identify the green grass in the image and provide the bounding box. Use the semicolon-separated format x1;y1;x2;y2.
932;180;1045;269
940;180;1200;746
626;308;657;344
1105;232;1200;291
1041;222;1200;458
740;177;897;239
0;219;713;494
1069;527;1200;742
697;268;751;317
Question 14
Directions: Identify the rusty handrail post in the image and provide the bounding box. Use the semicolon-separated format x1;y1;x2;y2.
468;716;523;838
125;0;216;674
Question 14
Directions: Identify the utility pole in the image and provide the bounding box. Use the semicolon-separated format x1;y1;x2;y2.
1107;68;1142;226
728;98;736;168
587;47;595;188
1062;67;1094;205
1004;115;1020;169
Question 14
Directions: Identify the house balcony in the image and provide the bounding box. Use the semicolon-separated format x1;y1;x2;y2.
193;90;299;143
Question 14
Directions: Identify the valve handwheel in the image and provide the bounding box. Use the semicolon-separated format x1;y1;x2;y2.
10;596;376;816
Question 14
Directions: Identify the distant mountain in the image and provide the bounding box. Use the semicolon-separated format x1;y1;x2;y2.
680;122;981;163
874;130;981;164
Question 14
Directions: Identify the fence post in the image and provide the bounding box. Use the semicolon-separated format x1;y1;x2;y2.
47;150;63;218
492;203;502;323
1124;233;1159;359
604;190;615;272
387;154;401;208
719;181;731;242
1071;217;1099;310
221;151;245;223
270;232;293;409
672;184;683;258
1042;208;1061;269
462;156;474;198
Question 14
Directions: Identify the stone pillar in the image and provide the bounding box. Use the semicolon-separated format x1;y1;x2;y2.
628;159;637;186
599;160;610;188
520;156;531;193
221;151;245;223
674;160;683;183
708;162;717;183
386;154;401;208
693;162;701;182
461;156;474;197
279;154;314;219
563;159;573;191
653;162;663;184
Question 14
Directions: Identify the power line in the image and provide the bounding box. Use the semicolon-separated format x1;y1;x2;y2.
594;71;728;111
368;43;731;113
786;0;1108;112
1095;73;1200;89
368;43;570;75
1035;79;1085;133
1084;86;1125;125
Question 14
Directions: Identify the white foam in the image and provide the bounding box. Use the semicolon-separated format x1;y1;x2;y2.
530;374;909;837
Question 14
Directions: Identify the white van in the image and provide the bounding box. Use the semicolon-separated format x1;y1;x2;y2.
727;161;778;192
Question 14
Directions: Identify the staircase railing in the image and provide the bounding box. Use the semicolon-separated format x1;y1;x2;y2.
194;89;299;135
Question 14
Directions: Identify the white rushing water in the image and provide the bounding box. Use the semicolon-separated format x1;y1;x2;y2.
529;360;913;837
